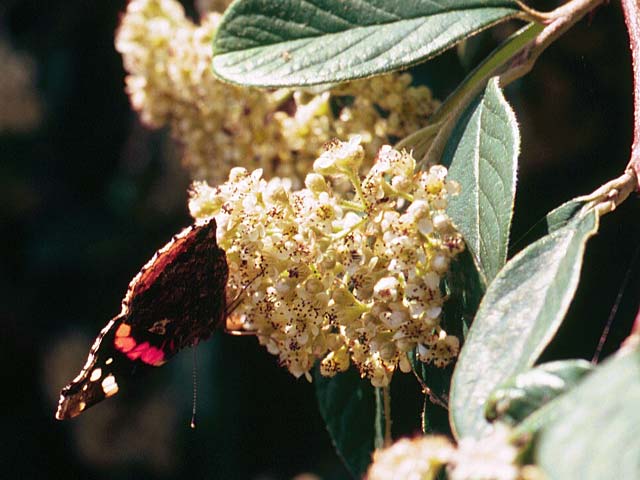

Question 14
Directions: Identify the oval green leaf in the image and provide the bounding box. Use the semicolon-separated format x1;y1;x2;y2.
536;347;640;479
545;198;589;233
314;367;382;478
212;0;521;87
443;77;519;285
442;249;486;340
449;208;599;438
415;250;484;434
485;359;593;425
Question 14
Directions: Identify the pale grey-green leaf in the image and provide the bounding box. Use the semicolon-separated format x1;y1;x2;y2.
444;77;519;284
485;359;593;425
212;0;520;87
536;348;640;479
545;198;589;233
449;209;599;439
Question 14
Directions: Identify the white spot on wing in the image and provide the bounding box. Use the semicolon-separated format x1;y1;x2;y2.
70;318;117;384
101;374;119;397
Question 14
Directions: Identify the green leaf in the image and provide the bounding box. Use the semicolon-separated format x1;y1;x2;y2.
212;0;521;87
412;251;484;435
485;359;593;425
442;249;485;340
545;198;588;233
315;367;379;478
418;362;456;435
449;208;599;438
443;77;519;285
536;347;640;479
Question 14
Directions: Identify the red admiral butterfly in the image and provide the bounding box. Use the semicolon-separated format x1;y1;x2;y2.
55;218;228;420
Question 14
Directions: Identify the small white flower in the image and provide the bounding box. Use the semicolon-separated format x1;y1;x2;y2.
313;135;364;175
450;427;520;480
374;277;400;302
368;436;454;480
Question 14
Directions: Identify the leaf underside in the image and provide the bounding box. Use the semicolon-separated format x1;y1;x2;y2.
449;209;599;439
485;359;593;425
536;348;640;479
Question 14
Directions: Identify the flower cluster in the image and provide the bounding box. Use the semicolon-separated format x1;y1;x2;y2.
190;139;463;386
367;428;545;480
367;436;454;480
116;0;439;186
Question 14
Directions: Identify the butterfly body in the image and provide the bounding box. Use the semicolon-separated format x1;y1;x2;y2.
56;218;228;420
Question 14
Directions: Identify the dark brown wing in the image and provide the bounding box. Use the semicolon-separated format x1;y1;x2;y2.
121;217;228;353
56;218;228;419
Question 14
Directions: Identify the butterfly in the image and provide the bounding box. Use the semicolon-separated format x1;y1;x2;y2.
55;217;228;420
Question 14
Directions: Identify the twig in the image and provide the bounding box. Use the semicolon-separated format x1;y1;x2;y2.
515;1;555;22
579;171;637;215
407;0;607;166
632;307;640;338
621;307;640;353
501;0;607;86
622;0;640;188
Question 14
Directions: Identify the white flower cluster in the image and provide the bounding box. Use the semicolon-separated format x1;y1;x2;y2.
367;428;545;480
367;435;454;480
115;0;439;186
190;139;463;386
450;428;522;480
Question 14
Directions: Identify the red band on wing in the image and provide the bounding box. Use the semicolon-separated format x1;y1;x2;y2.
140;345;166;365
115;323;131;337
114;326;166;366
114;336;136;352
127;342;165;365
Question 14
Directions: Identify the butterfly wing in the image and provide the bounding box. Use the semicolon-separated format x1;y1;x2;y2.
121;217;228;353
55;316;134;419
56;218;228;419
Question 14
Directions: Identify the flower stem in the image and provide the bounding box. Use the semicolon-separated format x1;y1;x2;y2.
338;199;366;212
383;386;392;447
348;171;368;209
502;0;607;86
330;217;366;241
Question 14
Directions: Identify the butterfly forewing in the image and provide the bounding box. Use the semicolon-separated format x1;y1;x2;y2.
56;218;228;420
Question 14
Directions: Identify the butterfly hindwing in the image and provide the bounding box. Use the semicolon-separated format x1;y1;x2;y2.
56;218;228;420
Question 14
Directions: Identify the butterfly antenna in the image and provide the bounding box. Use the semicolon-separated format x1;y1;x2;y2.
592;242;640;364
190;346;198;429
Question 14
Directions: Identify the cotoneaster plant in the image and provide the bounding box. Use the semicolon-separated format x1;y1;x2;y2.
59;0;640;479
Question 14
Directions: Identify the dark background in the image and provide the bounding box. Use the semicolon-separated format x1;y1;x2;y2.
2;1;639;478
